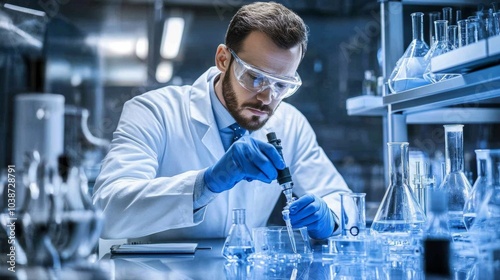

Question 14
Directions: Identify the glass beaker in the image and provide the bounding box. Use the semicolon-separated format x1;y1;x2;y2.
437;125;471;234
340;192;366;238
388;12;430;93
371;142;426;256
423;20;460;84
222;209;254;262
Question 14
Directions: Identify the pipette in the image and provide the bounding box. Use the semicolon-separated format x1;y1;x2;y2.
267;132;297;253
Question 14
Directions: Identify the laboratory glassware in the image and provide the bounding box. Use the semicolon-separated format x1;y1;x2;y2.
423;20;460;84
428;12;441;45
466;149;500;233
222;208;254;262
362;70;377;95
371;142;426;252
388;12;430;93
437;125;471;234
462;150;499;229
443;7;453;25
466;150;500;277
448;25;459;48
424;189;451;278
457;19;469;47
53;155;104;264
340;192;366;238
23;155;61;269
251;226;312;262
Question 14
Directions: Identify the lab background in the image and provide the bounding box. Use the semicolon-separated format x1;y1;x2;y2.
1;0;499;224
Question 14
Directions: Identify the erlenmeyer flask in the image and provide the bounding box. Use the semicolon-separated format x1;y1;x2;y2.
437;125;471;233
388;12;430;93
463;150;499;230
371;142;426;252
423;20;461;83
222;208;254;262
468;150;500;233
467;150;500;277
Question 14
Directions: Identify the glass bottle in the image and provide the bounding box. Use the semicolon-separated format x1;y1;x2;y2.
437;125;471;234
371;142;426;250
222;208;254;262
424;189;451;278
388;12;430;93
423;20;460;84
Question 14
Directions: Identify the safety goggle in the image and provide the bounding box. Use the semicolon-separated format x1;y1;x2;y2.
227;47;302;100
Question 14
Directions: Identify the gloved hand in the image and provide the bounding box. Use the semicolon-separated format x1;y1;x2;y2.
204;136;286;193
288;194;336;239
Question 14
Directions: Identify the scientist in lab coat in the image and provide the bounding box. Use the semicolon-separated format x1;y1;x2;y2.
93;2;352;242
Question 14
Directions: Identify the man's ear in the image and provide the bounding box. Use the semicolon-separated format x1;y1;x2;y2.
215;44;231;72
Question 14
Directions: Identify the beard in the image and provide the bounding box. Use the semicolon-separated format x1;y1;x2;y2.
221;66;274;131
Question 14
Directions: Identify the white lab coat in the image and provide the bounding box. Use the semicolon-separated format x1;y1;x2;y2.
93;67;351;241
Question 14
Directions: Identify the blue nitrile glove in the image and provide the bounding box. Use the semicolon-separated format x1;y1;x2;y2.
288;194;336;240
204;136;286;193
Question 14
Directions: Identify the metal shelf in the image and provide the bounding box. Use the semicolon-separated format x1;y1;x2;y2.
432;36;500;74
406;108;500;124
401;0;486;5
383;64;500;113
346;96;385;116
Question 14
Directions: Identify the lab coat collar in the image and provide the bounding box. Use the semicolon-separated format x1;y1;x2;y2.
190;67;225;159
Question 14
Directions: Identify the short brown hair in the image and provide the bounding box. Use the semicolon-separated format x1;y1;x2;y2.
225;2;308;59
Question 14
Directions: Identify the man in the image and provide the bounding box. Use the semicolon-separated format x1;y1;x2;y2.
93;2;351;242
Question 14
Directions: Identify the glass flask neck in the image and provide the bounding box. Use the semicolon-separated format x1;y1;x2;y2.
434;20;449;42
388;142;409;186
232;209;246;224
411;12;425;41
444;125;464;173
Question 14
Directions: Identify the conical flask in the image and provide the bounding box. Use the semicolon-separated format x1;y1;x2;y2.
388;12;430;93
222;208;254;262
423;20;461;83
437;125;471;233
371;142;426;240
463;150;500;230
468;150;500;235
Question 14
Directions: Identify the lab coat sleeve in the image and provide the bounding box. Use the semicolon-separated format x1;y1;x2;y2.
284;106;351;235
93;94;207;239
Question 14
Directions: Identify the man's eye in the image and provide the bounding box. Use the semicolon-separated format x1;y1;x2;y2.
275;82;287;89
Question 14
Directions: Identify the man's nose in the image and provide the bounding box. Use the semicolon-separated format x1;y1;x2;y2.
256;87;273;105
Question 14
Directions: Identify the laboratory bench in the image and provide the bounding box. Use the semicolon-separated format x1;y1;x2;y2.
0;237;487;279
96;238;428;280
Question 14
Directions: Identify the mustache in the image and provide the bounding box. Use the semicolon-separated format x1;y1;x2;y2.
243;103;272;113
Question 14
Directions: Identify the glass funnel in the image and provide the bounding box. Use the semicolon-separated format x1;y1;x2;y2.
437;125;471;233
388;12;430;93
371;142;426;248
423;20;461;83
